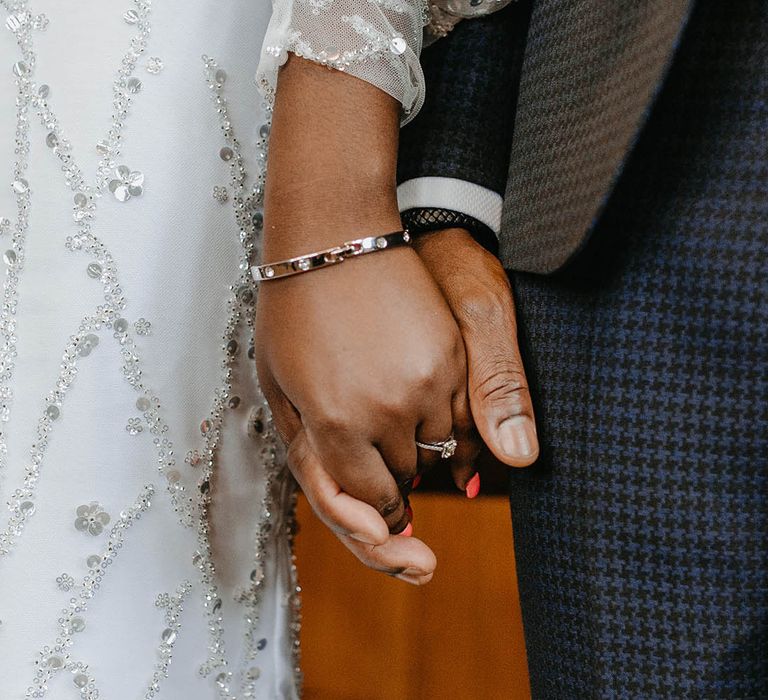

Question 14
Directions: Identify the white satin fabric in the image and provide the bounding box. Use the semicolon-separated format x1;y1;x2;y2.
0;1;299;698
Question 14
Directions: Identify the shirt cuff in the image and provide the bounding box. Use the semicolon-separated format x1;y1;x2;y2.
396;177;503;236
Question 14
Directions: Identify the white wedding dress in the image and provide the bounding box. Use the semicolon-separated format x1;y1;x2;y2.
0;1;298;697
0;0;504;696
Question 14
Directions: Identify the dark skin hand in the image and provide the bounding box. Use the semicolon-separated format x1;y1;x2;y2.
257;57;478;584
414;228;539;468
263;225;542;586
257;58;539;585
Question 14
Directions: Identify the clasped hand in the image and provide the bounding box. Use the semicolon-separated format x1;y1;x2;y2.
257;57;538;585
256;229;539;586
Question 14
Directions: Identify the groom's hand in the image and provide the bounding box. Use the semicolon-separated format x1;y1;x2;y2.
414;228;539;467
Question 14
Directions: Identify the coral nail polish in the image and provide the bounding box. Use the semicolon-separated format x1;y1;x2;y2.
412;474;422;489
399;522;414;537
465;472;481;499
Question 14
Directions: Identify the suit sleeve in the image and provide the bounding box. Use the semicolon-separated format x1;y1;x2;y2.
396;1;532;236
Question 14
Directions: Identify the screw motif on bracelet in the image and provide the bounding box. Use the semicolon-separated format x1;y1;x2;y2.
251;230;411;282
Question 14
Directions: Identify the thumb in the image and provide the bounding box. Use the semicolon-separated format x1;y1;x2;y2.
413;227;539;467
461;292;539;467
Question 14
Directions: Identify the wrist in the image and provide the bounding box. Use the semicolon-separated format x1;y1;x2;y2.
253;229;412;282
262;203;403;261
264;56;402;260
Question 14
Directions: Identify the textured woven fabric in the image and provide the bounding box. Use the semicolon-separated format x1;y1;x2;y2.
397;0;532;194
397;176;502;231
399;206;498;252
509;3;768;696
500;0;692;273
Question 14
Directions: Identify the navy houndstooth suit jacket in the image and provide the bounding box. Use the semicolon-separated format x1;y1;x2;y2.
399;2;768;698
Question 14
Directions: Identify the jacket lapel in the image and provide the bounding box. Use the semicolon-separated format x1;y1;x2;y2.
500;0;694;273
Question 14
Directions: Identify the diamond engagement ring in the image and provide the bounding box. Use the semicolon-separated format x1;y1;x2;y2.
415;435;458;459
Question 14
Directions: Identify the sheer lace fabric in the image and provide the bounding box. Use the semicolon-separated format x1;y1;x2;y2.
257;0;517;123
257;0;429;124
425;0;516;44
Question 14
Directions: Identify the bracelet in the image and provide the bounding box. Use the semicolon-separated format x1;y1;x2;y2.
251;229;411;282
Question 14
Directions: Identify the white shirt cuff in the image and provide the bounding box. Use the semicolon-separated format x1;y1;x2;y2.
397;176;503;236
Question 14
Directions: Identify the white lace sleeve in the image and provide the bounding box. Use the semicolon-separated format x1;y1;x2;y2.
257;0;429;125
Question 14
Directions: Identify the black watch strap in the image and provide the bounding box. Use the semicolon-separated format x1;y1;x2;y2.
400;207;499;255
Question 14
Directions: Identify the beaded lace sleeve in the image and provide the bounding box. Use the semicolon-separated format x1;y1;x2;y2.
257;0;429;125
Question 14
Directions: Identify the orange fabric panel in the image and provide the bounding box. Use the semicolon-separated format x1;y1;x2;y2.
296;493;530;700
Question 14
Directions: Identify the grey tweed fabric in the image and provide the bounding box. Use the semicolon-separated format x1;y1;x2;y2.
500;0;692;273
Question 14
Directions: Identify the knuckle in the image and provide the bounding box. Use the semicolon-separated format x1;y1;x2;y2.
376;492;403;521
370;393;409;421
472;363;531;412
406;358;441;390
455;283;514;331
308;405;353;437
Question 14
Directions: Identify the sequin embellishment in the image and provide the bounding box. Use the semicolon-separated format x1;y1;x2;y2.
108;165;144;202
74;502;111;536
56;573;75;591
1;1;301;695
134;317;151;335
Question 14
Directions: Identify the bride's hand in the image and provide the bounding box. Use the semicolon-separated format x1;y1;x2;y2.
284;428;438;586
257;56;479;581
255;242;474;536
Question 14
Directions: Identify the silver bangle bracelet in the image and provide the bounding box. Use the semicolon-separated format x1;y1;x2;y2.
251;229;411;282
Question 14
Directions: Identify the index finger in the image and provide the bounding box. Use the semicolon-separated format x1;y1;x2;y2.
288;430;390;546
307;427;411;535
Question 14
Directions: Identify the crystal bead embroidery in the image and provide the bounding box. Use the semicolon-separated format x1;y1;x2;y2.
56;573;75;591
108;165;144;202
126;417;144;435
134;317;151;335
1;2;302;694
74;502;111;536
146;56;164;74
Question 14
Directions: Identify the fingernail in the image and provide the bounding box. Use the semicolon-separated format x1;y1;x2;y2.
412;474;422;489
398;522;414;537
465;472;481;499
499;416;538;461
395;572;431;586
405;505;413;521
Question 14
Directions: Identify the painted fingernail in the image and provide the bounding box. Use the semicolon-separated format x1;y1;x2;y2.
412;474;422;489
398;522;414;537
499;416;538;461
465;472;481;499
